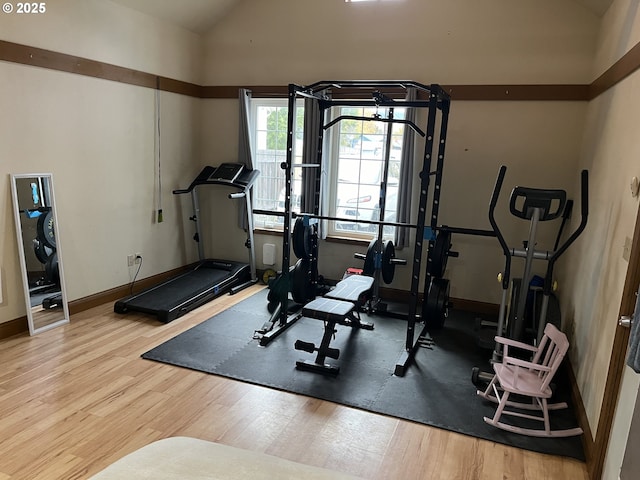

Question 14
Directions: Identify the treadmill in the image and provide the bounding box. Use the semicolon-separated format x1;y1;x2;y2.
114;163;260;323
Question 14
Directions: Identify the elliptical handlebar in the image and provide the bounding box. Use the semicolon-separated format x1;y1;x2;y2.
488;166;588;292
488;165;511;289
509;186;566;221
544;169;589;294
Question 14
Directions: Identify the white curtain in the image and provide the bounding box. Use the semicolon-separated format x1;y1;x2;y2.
238;88;254;168
301;94;328;238
301;97;320;214
395;88;417;248
237;88;254;228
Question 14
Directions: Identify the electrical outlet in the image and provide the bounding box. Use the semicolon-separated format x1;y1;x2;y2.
127;254;135;267
135;253;142;264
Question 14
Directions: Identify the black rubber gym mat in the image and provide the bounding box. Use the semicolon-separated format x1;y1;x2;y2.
142;288;585;461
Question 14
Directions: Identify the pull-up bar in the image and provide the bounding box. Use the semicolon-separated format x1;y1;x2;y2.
323;115;426;137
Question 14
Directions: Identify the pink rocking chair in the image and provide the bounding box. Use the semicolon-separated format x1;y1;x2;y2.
477;323;583;438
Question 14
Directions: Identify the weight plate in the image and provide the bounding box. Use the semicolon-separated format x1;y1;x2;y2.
291;259;315;304
262;268;277;285
267;300;278;313
292;218;312;259
33;239;52;264
266;270;290;306
424;277;450;329
37;210;56;249
382;240;396;284
427;231;451;278
363;239;381;276
45;252;59;285
471;367;480;386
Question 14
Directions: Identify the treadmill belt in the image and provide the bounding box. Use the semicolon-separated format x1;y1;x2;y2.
115;260;251;323
131;268;232;311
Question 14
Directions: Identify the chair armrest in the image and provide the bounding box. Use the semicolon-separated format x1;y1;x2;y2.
504;355;552;372
494;336;538;352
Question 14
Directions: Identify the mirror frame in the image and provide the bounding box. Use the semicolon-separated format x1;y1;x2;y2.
10;173;70;335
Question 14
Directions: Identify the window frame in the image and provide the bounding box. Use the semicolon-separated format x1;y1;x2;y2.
324;105;406;242
250;98;406;243
251;98;304;232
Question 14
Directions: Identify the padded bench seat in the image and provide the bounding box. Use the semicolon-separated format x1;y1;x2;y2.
302;297;355;324
295;275;375;375
325;275;374;303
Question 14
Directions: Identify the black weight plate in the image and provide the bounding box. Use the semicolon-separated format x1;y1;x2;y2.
32;239;51;264
291;259;314;304
37;210;56;249
427;231;451;278
382;240;396;284
424;277;450;329
471;367;480;386
292;218;312;259
267;300;278;314
45;252;59;285
363;239;381;276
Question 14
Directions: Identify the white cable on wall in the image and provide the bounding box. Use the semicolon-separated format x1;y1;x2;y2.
155;78;163;223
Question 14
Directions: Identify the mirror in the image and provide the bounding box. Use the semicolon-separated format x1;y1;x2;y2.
10;173;70;335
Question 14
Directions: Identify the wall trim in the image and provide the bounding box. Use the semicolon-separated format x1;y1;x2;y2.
567;359;594;469
590;41;640;99
67;265;189;316
0;40;203;96
3;38;638;101
0;316;28;339
1;269;496;339
0;265;190;340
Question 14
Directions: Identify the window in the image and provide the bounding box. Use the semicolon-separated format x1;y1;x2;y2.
251;100;406;242
252;99;304;230
327;106;406;241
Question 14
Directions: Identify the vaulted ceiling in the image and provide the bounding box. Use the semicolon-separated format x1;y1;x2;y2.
111;0;614;35
110;0;239;34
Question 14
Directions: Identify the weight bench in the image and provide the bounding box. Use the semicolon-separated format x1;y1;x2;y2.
295;275;374;375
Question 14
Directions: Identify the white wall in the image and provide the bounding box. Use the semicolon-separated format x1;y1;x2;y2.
203;0;598;85
0;0;204;323
201;0;595;301
0;0;203;83
562;71;640;436
563;0;640;474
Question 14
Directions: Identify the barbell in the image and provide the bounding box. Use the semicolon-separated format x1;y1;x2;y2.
354;239;407;284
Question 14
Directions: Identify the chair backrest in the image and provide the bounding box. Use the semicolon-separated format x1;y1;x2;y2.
530;323;570;391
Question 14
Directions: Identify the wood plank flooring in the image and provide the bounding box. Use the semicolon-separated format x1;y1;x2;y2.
0;285;588;479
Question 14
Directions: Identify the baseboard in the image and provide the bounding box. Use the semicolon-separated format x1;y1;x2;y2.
378;286;500;315
67;265;190;316
0;316;28;339
566;360;593;467
1;271;499;341
0;265;191;340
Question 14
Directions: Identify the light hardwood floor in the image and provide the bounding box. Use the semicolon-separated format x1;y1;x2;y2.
0;285;588;479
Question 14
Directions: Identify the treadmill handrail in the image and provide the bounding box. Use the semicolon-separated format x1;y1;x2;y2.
173;166;260;194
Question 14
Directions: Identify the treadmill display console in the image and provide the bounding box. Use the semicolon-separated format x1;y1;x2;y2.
209;163;244;183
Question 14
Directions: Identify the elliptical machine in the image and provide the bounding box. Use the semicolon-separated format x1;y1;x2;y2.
473;165;588;384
